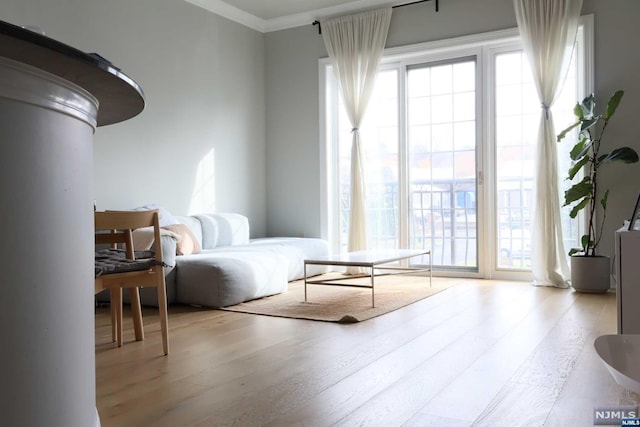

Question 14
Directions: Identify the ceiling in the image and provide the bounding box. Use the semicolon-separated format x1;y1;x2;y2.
183;0;423;33
222;0;362;20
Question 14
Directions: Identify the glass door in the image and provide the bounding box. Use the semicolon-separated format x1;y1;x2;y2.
407;58;478;270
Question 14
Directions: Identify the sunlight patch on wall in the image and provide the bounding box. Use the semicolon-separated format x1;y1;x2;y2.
188;148;216;215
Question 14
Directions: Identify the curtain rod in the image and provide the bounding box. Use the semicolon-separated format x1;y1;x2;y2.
312;0;438;34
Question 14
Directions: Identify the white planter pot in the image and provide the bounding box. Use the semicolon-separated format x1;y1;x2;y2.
571;255;611;293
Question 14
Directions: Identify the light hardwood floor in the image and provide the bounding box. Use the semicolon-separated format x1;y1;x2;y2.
95;278;639;426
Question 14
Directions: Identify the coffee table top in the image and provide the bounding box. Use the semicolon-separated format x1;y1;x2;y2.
305;248;430;267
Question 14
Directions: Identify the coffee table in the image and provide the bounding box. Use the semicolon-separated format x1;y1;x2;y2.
304;248;432;307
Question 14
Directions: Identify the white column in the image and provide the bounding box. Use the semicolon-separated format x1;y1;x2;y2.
0;57;99;426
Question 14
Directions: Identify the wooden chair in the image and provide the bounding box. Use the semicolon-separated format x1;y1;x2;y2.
94;209;169;355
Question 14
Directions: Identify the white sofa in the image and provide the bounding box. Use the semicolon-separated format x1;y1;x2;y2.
101;212;329;308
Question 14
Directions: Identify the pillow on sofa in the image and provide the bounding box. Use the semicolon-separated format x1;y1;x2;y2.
162;224;201;255
132;227;181;250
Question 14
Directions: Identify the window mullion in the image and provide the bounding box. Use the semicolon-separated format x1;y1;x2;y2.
398;62;409;249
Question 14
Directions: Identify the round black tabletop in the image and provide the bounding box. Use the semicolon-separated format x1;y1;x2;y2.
0;20;145;126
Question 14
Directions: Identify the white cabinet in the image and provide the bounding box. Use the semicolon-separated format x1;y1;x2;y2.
616;227;640;334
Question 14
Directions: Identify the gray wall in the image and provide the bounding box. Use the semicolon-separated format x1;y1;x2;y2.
264;0;640;259
582;0;640;258
0;0;267;236
3;0;639;254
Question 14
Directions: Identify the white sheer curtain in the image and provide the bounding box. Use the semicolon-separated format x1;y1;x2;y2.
514;0;583;287
321;8;392;265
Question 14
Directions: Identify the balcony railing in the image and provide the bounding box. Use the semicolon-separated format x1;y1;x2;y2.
339;178;539;270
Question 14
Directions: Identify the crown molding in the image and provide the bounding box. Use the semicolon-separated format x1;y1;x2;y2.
185;0;429;33
264;0;401;33
183;0;266;32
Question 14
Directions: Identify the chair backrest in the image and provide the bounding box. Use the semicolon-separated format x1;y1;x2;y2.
95;209;163;263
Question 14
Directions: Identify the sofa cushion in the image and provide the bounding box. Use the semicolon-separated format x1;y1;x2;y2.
200;237;329;281
194;214;219;249
176;251;288;308
162;224;201;255
249;237;330;281
204;213;249;246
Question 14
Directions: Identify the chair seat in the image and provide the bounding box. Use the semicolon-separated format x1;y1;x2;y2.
95;249;159;277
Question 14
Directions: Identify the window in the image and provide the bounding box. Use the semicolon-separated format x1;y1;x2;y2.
494;47;580;270
321;21;592;279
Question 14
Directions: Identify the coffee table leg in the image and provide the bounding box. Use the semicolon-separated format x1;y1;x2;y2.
429;250;432;288
304;262;308;302
371;266;375;308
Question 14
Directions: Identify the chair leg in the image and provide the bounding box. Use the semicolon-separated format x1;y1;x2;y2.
109;290;117;342
156;282;169;355
130;287;144;341
113;287;123;347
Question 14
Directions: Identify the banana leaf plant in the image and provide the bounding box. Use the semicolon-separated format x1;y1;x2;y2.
557;90;638;256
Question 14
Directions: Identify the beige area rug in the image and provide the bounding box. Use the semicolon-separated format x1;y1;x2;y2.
221;274;456;323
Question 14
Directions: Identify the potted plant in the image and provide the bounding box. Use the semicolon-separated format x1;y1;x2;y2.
557;90;639;292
